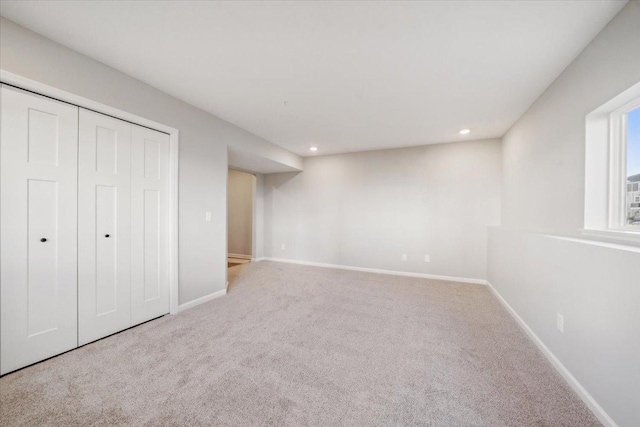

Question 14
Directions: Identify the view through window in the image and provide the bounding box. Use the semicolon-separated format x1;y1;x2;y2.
627;107;640;226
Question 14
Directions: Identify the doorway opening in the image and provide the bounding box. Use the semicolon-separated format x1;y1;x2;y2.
227;169;256;269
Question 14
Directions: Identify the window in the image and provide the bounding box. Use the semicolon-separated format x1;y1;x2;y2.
611;102;640;230
584;82;640;243
625;107;640;226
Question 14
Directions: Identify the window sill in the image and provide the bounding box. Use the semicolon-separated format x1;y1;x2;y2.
580;228;640;244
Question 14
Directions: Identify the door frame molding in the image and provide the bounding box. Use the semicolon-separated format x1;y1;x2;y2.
1;70;181;315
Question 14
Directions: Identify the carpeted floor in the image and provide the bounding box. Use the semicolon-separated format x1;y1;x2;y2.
0;261;599;426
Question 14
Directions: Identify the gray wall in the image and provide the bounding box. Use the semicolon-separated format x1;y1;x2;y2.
227;169;255;257
488;228;640;427
265;139;502;281
501;1;640;236
0;17;302;305
490;2;640;426
253;173;265;260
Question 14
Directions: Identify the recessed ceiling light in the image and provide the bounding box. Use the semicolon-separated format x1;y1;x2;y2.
310;146;318;152
459;129;470;135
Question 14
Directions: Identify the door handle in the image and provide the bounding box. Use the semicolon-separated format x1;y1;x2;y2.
40;238;47;242
105;234;110;238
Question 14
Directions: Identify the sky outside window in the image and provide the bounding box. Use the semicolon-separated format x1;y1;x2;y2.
627;107;640;177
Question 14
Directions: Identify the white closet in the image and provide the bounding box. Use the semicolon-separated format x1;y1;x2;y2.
1;85;170;375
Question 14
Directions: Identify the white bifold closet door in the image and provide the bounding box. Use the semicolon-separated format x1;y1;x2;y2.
78;109;170;346
1;87;170;373
0;85;79;375
78;109;132;345
130;125;170;326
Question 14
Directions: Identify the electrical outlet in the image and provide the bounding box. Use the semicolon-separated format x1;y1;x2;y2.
401;254;407;261
281;243;286;250
556;313;564;333
424;255;430;262
205;211;212;222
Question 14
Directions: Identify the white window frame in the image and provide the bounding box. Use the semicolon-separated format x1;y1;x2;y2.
583;82;640;244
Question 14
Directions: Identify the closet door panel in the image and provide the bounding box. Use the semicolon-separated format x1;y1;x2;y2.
27;180;60;334
143;189;161;301
131;125;170;325
95;185;118;315
0;85;78;375
78;109;132;346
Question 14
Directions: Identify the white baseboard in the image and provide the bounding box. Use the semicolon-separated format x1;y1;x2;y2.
251;257;266;262
263;257;487;285
487;282;617;427
178;289;227;313
228;253;252;260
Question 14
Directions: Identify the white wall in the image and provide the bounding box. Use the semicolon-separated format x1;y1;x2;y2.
227;169;255;257
0;17;302;305
253;173;265;260
488;228;640;427
265;139;502;281
490;3;640;426
501;1;640;236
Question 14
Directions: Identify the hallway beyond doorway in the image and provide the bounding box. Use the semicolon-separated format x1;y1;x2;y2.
228;257;251;268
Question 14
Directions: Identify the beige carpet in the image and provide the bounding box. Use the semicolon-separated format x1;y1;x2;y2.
1;261;599;426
